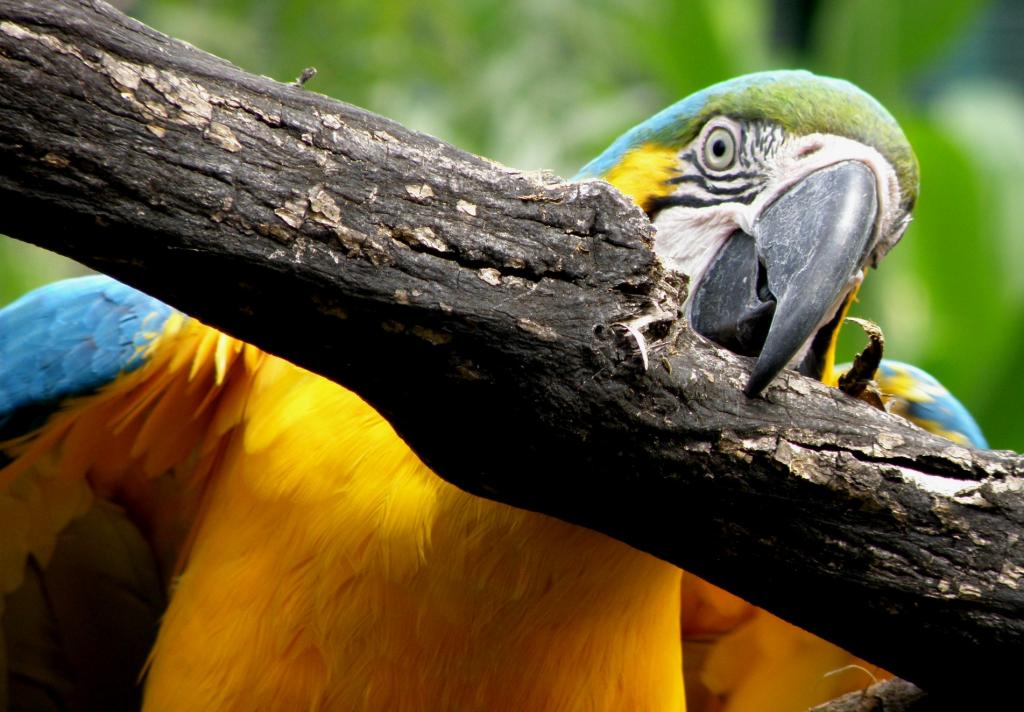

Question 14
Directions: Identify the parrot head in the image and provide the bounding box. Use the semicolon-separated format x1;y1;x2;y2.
576;70;918;396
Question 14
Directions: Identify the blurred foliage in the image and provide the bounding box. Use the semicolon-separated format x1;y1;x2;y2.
2;0;1023;449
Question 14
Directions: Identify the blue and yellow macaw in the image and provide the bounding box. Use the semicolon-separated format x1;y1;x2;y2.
0;70;987;711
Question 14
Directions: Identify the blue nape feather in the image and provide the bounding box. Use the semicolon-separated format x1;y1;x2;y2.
0;275;175;439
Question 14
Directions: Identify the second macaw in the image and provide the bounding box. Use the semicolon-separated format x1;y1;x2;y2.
0;70;986;711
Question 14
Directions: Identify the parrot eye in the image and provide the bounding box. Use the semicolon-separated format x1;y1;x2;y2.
702;126;737;171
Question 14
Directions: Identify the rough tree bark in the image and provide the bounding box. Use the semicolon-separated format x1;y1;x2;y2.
0;0;1021;703
811;679;930;712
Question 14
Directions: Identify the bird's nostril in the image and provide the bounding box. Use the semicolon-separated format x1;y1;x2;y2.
797;141;823;159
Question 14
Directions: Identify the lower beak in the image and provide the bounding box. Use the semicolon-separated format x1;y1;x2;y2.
689;160;879;397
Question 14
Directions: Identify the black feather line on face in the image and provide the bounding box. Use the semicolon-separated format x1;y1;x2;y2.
688;152;761;182
666;174;761;197
646;190;757;217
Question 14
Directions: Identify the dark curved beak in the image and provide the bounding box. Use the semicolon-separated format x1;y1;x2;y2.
689;161;878;397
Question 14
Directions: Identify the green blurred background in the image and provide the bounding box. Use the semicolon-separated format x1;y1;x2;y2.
3;0;1023;449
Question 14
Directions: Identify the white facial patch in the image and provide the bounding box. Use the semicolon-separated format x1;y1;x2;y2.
652;131;904;296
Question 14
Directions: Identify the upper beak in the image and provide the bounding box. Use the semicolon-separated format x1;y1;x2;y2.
689;160;879;397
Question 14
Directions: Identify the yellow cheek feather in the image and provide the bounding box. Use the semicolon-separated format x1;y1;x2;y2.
821;281;863;388
602;143;679;211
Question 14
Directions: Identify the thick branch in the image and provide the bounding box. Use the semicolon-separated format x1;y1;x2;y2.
811;680;929;712
1;0;1022;697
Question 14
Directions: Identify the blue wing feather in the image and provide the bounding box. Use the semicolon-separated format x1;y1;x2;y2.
0;275;176;439
837;359;988;449
874;360;988;448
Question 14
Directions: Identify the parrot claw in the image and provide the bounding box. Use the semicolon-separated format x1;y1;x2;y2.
837;317;887;410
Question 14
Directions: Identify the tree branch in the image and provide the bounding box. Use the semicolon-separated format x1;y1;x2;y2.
1;0;1021;698
810;679;929;712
